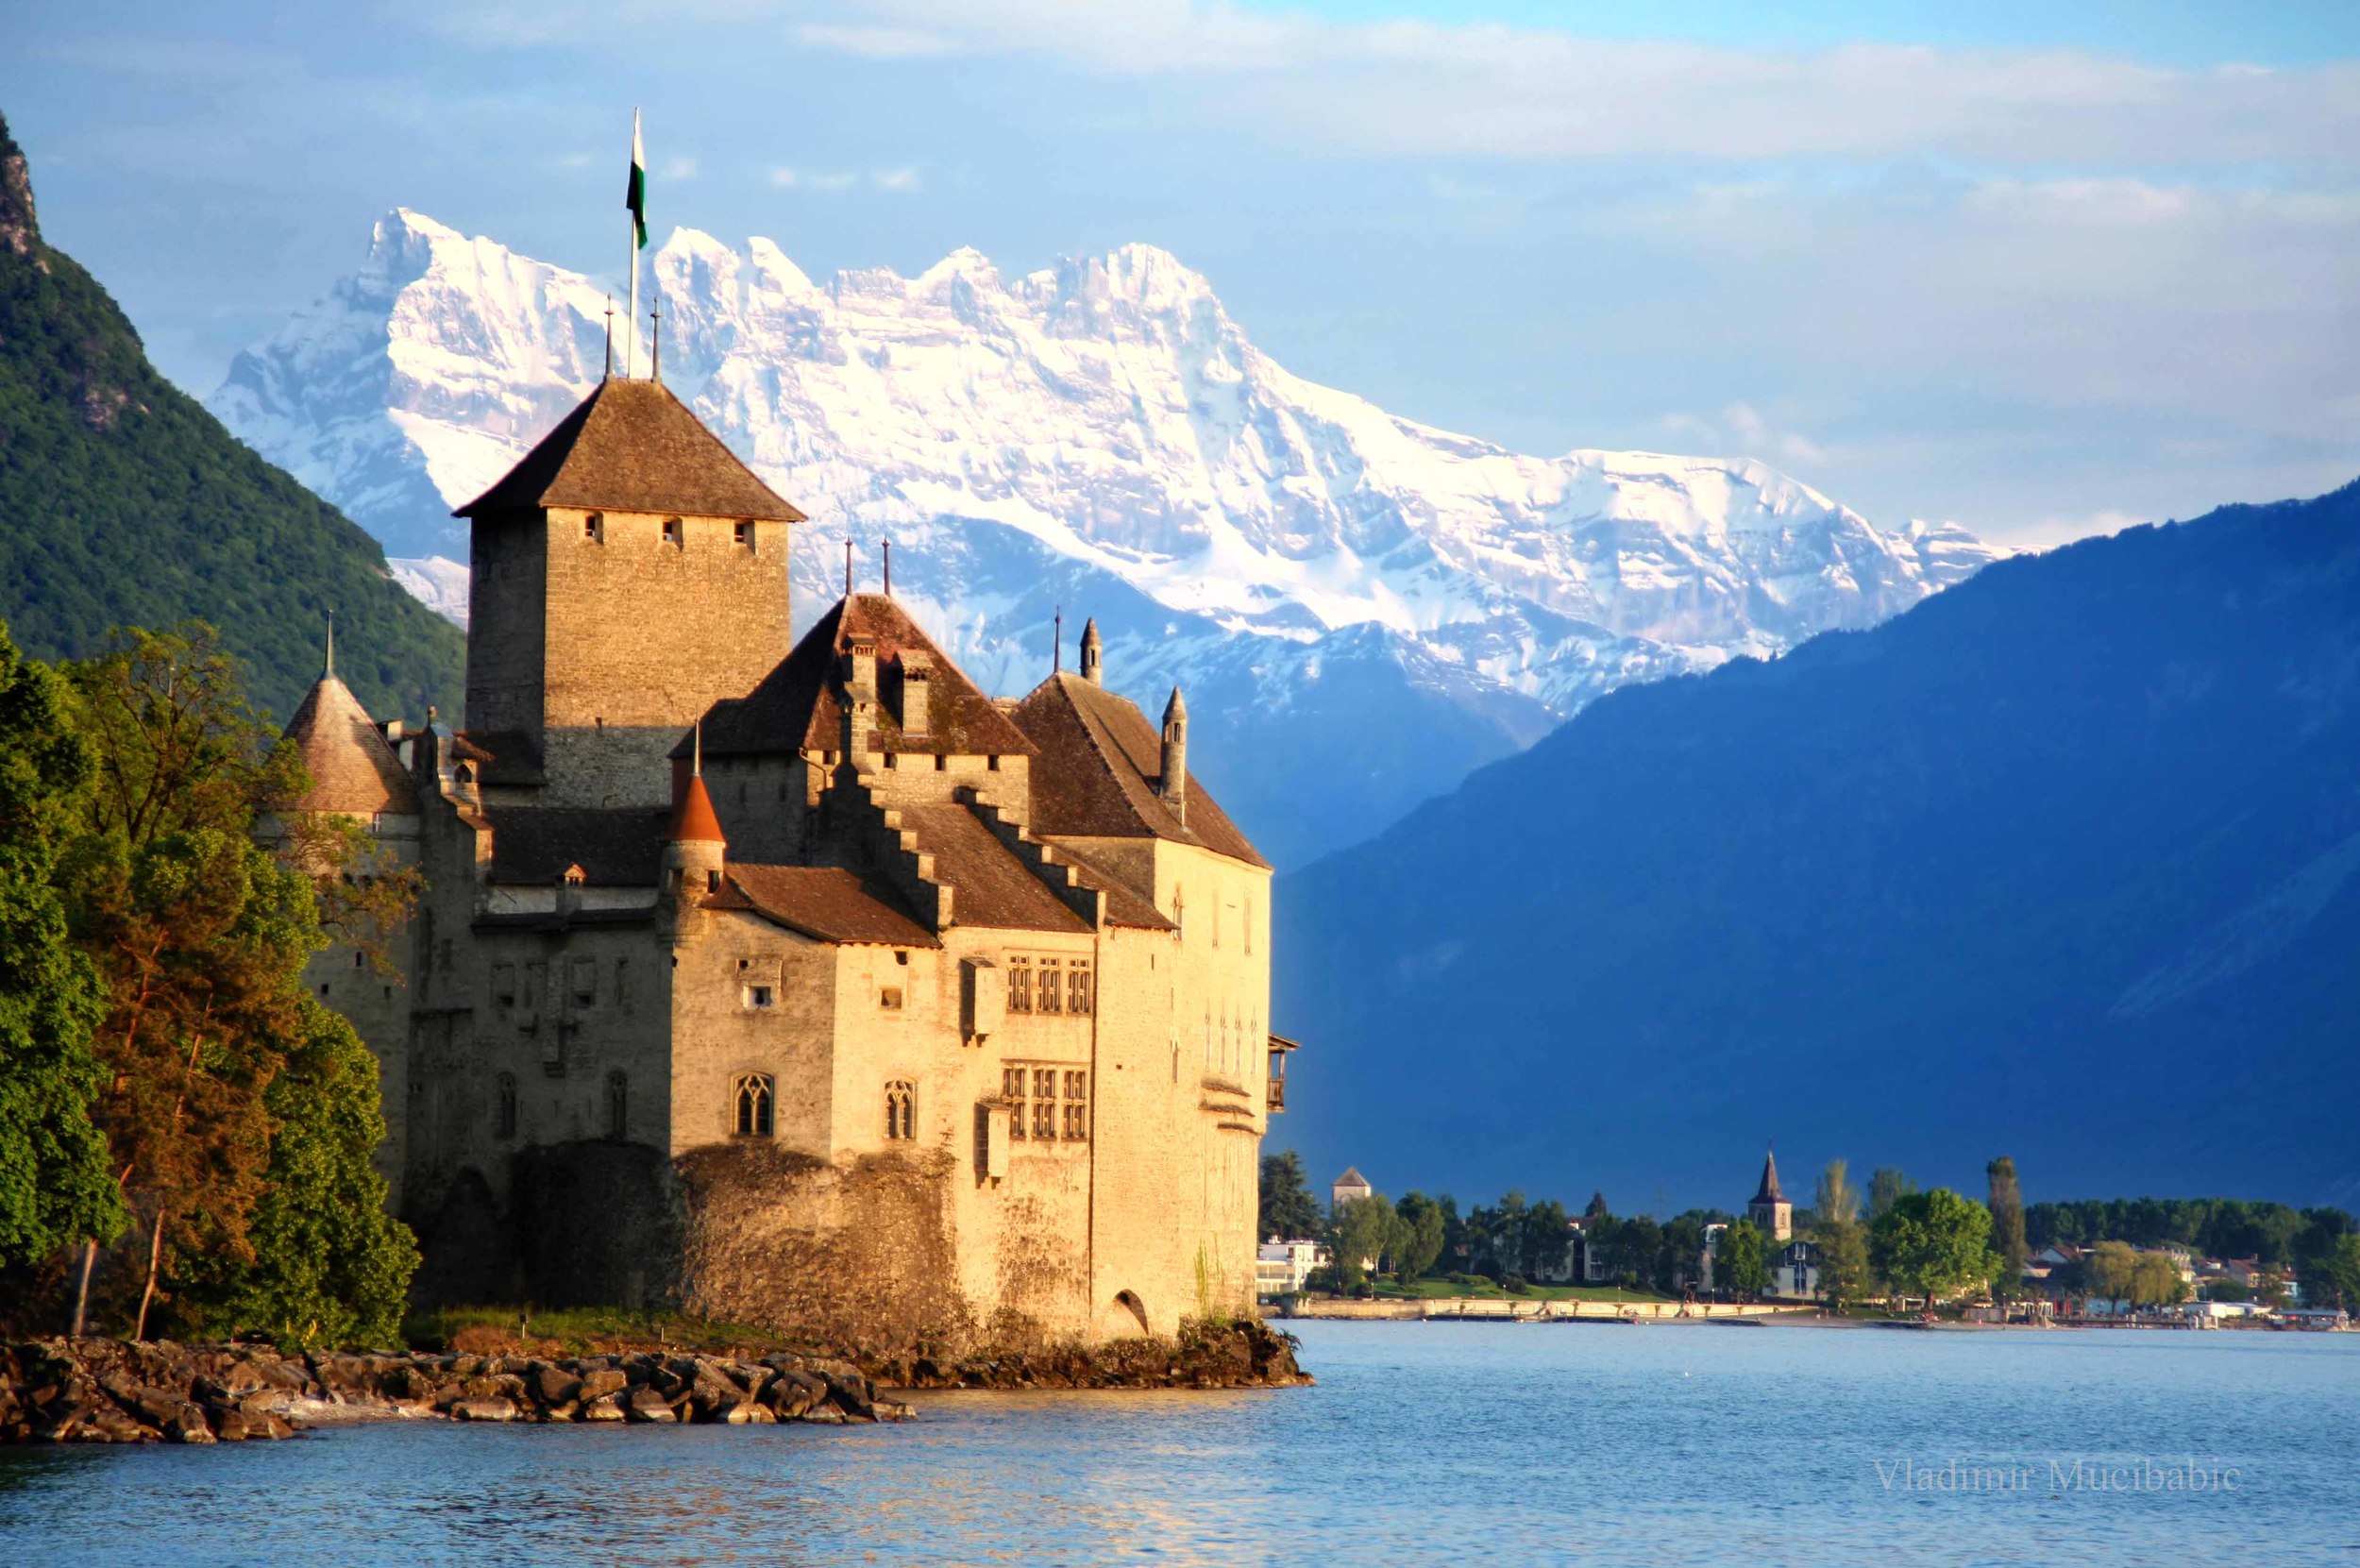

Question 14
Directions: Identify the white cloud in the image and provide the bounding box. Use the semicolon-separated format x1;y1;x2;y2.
873;165;919;192
662;156;699;180
793;22;958;58
768;165;859;192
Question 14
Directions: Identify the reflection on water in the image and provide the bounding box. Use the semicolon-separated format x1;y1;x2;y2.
4;1324;2356;1565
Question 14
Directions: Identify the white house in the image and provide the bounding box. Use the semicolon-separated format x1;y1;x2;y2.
1256;1239;1328;1298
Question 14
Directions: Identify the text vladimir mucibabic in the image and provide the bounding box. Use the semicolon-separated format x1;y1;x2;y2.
1873;1456;2241;1495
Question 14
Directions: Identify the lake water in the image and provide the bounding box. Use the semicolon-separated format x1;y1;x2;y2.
5;1322;2356;1566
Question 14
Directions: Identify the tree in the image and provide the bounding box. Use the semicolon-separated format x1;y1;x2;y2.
1517;1198;1571;1284
1718;1220;1768;1301
2085;1239;2139;1307
1986;1156;2028;1302
1330;1194;1403;1287
1608;1215;1665;1291
2129;1251;2189;1308
1258;1150;1321;1241
2308;1235;2360;1312
0;625;124;1272
1868;1168;1915;1220
1394;1191;1449;1281
192;1003;418;1347
56;624;416;1340
1584;1191;1610;1222
1812;1160;1869;1310
1868;1189;1998;1305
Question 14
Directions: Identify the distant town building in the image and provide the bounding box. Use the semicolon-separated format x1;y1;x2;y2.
1332;1166;1374;1209
1748;1146;1793;1242
1770;1239;1820;1300
1256;1239;1328;1297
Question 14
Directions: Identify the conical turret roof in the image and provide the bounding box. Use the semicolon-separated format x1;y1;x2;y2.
1752;1146;1786;1206
282;673;417;816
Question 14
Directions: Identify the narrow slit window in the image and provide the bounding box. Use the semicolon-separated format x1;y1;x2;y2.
606;1071;628;1140
496;1071;518;1138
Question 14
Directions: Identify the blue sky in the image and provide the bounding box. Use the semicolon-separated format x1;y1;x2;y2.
5;1;2356;547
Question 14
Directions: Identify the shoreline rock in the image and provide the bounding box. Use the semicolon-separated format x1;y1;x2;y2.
0;1339;912;1444
0;1320;1308;1445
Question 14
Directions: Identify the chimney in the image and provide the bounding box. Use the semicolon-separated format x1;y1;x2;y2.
1159;685;1188;826
1079;617;1103;686
841;631;880;757
896;650;933;738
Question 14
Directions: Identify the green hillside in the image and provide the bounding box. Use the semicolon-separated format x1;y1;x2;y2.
0;111;461;725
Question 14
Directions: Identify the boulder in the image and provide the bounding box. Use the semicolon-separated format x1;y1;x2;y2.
577;1367;630;1401
624;1387;677;1424
579;1395;627;1423
450;1398;520;1423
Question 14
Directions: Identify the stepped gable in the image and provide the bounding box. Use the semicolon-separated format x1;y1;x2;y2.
899;804;1091;933
1753;1148;1785;1206
691;593;1035;760
282;671;417;816
452;378;805;522
1013;671;1267;869
709;865;939;948
1048;845;1176;932
485;806;666;885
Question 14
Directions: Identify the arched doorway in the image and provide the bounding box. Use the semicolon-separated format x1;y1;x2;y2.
1111;1290;1150;1336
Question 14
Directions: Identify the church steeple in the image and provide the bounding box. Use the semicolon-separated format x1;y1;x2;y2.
1748;1143;1793;1242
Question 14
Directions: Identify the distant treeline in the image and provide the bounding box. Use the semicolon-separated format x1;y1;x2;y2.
2026;1198;2352;1269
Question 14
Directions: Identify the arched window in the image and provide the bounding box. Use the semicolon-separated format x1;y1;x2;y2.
885;1080;915;1141
495;1071;518;1139
733;1072;774;1138
606;1071;628;1140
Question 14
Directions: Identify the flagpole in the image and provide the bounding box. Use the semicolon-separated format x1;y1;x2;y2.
625;108;643;378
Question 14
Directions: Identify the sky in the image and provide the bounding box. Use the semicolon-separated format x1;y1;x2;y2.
6;0;2357;548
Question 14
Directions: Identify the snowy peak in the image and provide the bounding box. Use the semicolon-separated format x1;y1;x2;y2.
208;212;2006;863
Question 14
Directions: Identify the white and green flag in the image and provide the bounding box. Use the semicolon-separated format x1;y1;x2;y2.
627;110;648;248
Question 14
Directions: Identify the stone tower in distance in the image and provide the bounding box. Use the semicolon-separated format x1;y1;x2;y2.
454;378;804;807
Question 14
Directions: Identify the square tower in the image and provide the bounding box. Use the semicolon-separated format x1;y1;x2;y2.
455;379;804;807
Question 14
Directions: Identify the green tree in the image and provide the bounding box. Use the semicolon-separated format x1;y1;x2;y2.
1718;1220;1768;1301
1258;1150;1321;1241
1606;1215;1664;1291
197;1003;418;1347
1868;1168;1915;1220
1518;1198;1571;1284
2308;1235;2360;1312
1330;1194;1402;1287
2129;1251;2189;1308
2085;1239;2139;1307
1867;1189;1998;1305
1812;1160;1869;1310
1986;1156;2028;1302
58;625;416;1340
1394;1191;1449;1281
0;625;124;1273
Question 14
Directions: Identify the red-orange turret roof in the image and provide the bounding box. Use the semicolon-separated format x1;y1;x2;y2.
666;771;725;844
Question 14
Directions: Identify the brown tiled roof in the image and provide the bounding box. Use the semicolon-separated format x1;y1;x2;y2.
900;803;1090;933
453;379;806;522
710;865;939;948
690;594;1036;761
1012;672;1267;869
485;806;666;885
452;730;545;787
282;675;417;815
1053;844;1177;932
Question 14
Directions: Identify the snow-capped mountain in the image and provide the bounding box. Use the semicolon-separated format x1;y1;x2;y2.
211;210;2004;865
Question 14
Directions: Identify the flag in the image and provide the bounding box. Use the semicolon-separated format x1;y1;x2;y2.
627;110;648;249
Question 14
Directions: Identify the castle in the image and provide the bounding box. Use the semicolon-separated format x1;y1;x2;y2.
284;376;1288;1348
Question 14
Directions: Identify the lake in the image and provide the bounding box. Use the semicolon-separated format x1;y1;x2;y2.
4;1322;2355;1565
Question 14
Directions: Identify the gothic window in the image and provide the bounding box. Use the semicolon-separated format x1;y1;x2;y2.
606;1071;628;1140
1037;958;1062;1015
495;1072;518;1138
1003;1065;1028;1140
1006;958;1032;1014
1068;961;1093;1017
885;1080;915;1140
1061;1071;1089;1141
733;1072;773;1138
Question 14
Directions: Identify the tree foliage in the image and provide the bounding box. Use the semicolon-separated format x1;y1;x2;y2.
1812;1160;1869;1310
1986;1156;2027;1301
1718;1220;1768;1300
1868;1189;1998;1303
3;620;424;1342
1257;1150;1321;1242
0;626;122;1267
1393;1191;1449;1282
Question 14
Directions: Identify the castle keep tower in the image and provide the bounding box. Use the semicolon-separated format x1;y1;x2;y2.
453;379;804;807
